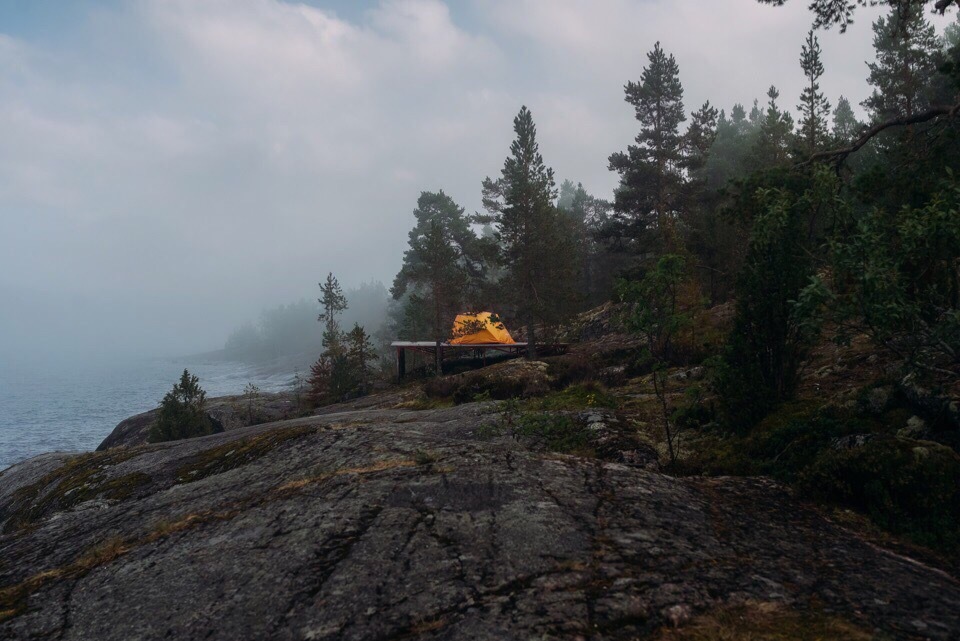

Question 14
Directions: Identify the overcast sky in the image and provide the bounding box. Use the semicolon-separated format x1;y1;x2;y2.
0;0;956;360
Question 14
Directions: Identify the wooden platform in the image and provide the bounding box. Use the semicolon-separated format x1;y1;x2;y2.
390;341;566;379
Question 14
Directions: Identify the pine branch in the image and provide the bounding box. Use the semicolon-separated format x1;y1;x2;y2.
803;101;960;165
934;0;957;14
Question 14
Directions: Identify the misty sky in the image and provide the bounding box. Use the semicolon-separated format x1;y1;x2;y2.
1;0;956;360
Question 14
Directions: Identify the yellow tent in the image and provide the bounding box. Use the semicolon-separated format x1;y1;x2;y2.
449;312;516;345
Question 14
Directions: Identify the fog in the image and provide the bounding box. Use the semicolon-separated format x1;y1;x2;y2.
0;0;954;362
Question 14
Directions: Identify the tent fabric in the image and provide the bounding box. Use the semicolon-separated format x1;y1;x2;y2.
449;312;516;345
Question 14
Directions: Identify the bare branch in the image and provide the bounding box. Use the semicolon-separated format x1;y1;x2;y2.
802;101;960;166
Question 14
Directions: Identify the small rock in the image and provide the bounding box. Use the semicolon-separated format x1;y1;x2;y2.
664;604;692;627
897;415;926;439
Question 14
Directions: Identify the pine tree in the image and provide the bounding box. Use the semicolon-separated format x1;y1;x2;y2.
346;323;377;392
797;30;832;154
684;101;719;175
608;42;687;251
480;106;578;358
863;6;940;122
318;272;348;353
751;86;795;168
392;191;480;372
703;102;759;189
150;370;218;443
831;96;862;144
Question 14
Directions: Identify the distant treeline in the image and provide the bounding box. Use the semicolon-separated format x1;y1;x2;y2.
223;281;390;363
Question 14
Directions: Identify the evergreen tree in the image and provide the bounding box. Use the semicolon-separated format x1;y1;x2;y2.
831;96;862;143
557;179;578;211
703;102;759;189
797;30;832;154
346;323;377;392
150;370;219;443
863;6;940;122
946;16;960;50
751;86;795;168
318;272;348;353
684;101;720;174
392;190;478;345
480;106;578;358
608;42;687;251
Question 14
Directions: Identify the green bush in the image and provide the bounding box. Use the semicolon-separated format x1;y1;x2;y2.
149;370;221;443
800;437;960;552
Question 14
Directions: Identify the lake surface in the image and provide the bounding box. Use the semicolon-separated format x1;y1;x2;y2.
0;356;293;470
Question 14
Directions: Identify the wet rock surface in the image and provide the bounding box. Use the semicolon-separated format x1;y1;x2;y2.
96;392;301;451
2;400;959;640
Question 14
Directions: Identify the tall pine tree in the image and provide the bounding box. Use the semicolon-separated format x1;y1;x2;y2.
831;96;862;144
797;30;832;154
863;6;940;122
751;86;795;168
392;190;480;359
608;42;686;252
481;106;578;358
317;272;348;354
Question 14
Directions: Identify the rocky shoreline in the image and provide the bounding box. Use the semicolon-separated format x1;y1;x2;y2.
1;386;958;639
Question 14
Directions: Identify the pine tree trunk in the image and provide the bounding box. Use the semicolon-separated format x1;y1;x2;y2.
526;320;537;360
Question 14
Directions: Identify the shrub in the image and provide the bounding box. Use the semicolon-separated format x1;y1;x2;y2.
544;354;597;389
799;437;960;553
149;370;220;443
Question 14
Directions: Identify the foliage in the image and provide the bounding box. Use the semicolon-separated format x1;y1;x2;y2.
797;30;832;154
318;272;349;353
308;322;379;405
480;106;580;354
618;254;697;464
608;42;687;251
715;177;827;430
242;382;261;426
392;190;485;348
512;413;592;453
150;370;219;443
805;175;960;381
863;5;940;122
750;86;795;169
800;437;960;552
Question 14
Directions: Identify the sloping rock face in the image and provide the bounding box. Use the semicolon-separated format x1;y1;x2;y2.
96;392;300;451
2;402;959;640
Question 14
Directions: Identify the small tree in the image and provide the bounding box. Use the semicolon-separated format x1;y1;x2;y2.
242;382;261;425
346;323;377;392
715;183;824;430
617;254;693;466
318;272;348;353
150;369;218;443
292;370;305;413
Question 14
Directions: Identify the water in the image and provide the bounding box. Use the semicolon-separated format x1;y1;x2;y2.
0;356;293;471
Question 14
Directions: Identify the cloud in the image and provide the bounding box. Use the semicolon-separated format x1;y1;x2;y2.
0;0;954;358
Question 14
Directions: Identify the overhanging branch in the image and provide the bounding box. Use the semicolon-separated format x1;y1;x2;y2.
803;101;960;166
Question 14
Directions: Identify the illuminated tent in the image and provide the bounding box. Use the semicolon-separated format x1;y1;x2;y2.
449;312;516;345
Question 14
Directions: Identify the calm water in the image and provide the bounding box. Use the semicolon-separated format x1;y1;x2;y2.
0;356;292;471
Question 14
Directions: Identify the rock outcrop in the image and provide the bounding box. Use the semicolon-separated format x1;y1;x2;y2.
2;398;959;640
96;392;300;451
